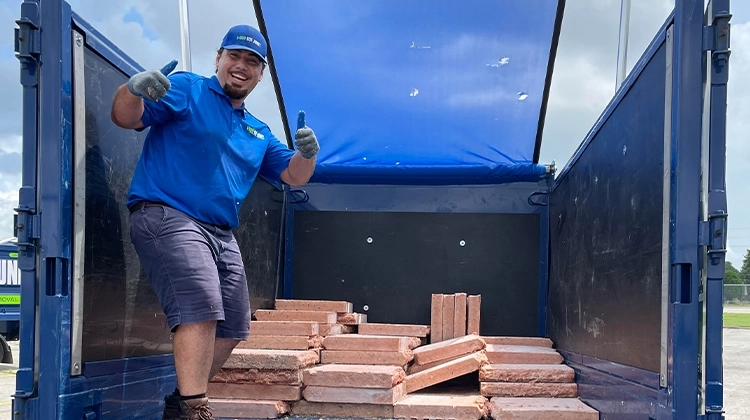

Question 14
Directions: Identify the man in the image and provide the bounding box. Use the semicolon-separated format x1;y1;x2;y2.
111;24;318;419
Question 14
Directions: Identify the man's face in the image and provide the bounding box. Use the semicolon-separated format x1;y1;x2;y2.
215;49;265;101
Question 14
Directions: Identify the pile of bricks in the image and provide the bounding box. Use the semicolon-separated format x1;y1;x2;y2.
204;297;598;419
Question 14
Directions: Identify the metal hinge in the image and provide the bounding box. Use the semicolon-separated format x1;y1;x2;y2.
14;1;40;87
699;211;728;256
703;12;732;85
14;186;39;249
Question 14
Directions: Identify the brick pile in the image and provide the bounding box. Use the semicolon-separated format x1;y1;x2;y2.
205;297;598;419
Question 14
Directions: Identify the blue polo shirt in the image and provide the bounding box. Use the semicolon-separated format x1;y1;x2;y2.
127;71;295;228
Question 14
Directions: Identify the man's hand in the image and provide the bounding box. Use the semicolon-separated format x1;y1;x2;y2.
295;110;319;159
127;59;178;102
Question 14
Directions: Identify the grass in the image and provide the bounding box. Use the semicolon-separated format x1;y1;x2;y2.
724;313;750;329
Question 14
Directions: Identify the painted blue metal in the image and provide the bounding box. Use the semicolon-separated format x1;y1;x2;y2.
255;0;562;185
563;351;660;419
13;0;41;414
702;0;731;418
666;0;705;418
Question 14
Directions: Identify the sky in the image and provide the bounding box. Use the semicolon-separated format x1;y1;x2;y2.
0;0;748;268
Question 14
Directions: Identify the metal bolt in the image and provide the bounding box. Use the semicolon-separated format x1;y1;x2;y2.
623;145;627;155
363;305;369;311
75;34;83;47
459;240;466;247
367;237;373;243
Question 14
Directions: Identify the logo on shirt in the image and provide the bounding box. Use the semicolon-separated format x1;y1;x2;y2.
245;125;265;140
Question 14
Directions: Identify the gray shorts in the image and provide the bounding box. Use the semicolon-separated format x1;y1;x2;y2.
129;203;250;340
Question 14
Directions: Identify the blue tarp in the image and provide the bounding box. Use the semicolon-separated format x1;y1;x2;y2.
257;0;562;184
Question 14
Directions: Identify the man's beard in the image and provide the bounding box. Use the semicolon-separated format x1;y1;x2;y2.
222;83;250;101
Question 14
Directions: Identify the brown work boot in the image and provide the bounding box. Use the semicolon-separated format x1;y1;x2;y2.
179;397;213;420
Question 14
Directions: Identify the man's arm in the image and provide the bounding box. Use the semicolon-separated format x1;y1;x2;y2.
280;152;316;186
111;84;145;129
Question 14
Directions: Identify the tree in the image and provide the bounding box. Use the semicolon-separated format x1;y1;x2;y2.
725;261;742;284
741;249;750;284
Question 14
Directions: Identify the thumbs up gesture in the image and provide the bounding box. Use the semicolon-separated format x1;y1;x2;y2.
127;59;179;102
294;111;319;160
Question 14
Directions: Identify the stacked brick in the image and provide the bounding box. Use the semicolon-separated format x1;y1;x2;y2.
205;298;599;419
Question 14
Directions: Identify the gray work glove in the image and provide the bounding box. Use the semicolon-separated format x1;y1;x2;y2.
295;127;319;159
127;59;178;101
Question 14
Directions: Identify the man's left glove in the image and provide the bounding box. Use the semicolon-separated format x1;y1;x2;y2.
295;127;319;159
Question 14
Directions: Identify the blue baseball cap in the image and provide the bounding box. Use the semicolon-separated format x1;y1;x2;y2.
221;24;268;63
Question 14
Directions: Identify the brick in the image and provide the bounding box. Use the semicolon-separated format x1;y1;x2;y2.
407;353;464;375
430;294;444;343
482;336;553;347
211;368;302;386
238;336;322;350
479;364;575;383
358;323;430;338
254;309;337;324
322;334;415;352
489;397;598;420
274;299;353;313
481;382;578;398
394;393;489;420
337;312;367;324
291;400;394;418
210;399;289;418
453;292;467;337
405;352;488;393
224;349;319;370
467;294;481;335
412;334;485;365
249;321;319;336
320;350;413;366
303;382;406;404
303;364;405;389
485;344;563;365
319;324;350;336
441;294;455;340
207;382;301;401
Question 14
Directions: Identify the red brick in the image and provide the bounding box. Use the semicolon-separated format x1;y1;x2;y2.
238;336;322;350
302;382;406;404
249;321;319;336
453;292;467;337
405;352;488;393
481;382;578;398
358;323;430;338
441;294;455;339
319;324;350;336
320;350;413;366
412;334;485;365
431;294;444;343
479;364;575;383
337;312;367;325
207;382;301;401
211;368;302;386
291;400;394;418
482;336;553;347
322;334;415;352
394;393;489;420
254;309;337;324
303;364;405;389
224;349;319;370
467;295;481;335
210;399;289;418
274;299;353;313
489;397;598;420
485;344;562;364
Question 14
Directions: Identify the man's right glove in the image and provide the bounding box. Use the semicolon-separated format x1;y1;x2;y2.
127;59;178;102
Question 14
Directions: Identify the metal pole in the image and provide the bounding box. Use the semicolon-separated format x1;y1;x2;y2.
615;0;632;90
178;0;192;71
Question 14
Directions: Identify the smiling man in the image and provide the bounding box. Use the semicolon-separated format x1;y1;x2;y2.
110;24;318;419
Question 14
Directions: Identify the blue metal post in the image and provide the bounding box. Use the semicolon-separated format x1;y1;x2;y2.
36;0;74;418
12;0;40;417
704;0;731;418
667;0;704;418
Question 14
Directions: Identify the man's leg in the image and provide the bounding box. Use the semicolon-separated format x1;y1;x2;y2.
209;337;240;380
174;321;217;396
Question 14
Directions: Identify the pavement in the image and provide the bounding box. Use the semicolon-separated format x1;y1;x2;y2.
724;305;750;314
0;339;18;418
